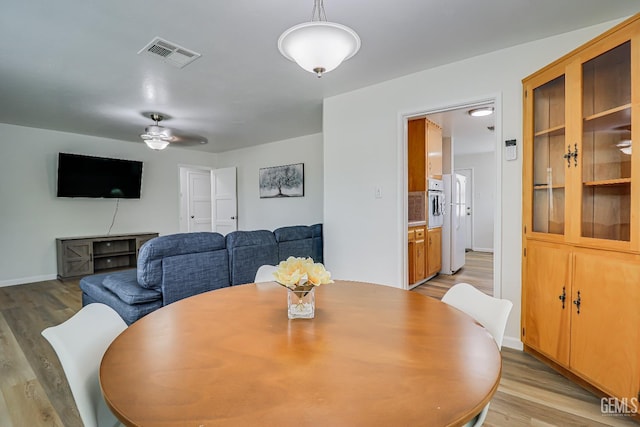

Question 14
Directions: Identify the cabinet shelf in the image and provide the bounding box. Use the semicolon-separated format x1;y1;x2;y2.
583;178;631;187
583;104;631;132
533;184;565;190
93;250;136;259
534;125;565;137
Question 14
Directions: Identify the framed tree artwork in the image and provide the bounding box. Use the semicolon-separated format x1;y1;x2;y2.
259;163;304;198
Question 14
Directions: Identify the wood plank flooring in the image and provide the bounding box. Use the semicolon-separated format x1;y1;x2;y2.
0;255;637;426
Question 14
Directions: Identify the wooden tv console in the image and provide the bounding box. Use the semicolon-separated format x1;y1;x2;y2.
56;232;158;279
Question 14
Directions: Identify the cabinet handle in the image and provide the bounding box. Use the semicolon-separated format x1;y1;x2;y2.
563;145;572;168
558;286;566;309
573;290;581;314
563;144;579;168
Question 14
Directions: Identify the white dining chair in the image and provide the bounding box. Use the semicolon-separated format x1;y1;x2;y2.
42;303;127;427
254;264;278;283
441;282;513;427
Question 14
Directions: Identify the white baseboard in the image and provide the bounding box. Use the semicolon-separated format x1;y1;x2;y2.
471;247;494;253
502;335;524;351
0;274;57;288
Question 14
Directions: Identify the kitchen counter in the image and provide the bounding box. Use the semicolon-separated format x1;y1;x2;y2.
408;221;426;227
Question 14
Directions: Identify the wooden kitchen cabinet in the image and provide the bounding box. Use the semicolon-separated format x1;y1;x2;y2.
427;228;441;277
408;229;416;285
408;226;426;285
408;118;443;192
522;14;640;403
426;121;442;179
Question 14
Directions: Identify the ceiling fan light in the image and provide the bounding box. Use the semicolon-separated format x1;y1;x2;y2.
141;125;171;139
144;137;170;150
278;21;360;77
468;107;494;117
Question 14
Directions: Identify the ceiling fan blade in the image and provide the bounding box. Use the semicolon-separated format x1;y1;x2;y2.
167;128;208;146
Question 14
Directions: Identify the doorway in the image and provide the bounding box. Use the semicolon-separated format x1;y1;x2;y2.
179;166;238;235
404;98;499;298
455;168;473;251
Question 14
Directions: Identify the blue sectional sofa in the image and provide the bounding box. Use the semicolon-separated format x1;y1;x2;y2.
80;224;323;324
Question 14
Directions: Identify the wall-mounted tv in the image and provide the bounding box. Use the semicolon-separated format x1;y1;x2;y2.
57;153;143;199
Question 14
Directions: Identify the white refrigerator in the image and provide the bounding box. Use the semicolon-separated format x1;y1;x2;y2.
440;174;466;275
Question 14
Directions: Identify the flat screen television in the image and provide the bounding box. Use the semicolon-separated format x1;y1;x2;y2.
57;153;143;199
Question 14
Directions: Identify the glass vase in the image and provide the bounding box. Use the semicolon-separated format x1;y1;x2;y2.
287;287;315;319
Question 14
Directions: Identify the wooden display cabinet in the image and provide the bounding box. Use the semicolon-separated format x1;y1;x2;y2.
522;14;640;404
56;232;158;279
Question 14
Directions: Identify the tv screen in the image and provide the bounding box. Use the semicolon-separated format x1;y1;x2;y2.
57;153;143;199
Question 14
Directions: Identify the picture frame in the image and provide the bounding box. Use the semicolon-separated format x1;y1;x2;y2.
259;163;304;198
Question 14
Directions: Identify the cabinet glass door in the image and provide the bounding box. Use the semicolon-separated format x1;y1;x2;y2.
532;75;566;234
581;42;631;241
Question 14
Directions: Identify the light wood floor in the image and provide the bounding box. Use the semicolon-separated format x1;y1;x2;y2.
0;254;637;426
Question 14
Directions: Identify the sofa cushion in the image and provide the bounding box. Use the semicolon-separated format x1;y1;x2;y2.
80;273;162;325
311;223;323;263
161;250;230;305
137;232;226;289
226;230;278;285
274;225;314;262
101;270;162;305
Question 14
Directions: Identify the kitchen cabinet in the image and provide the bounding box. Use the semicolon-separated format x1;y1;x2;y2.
408;118;443;192
522;14;640;403
427;228;441;276
408;226;426;285
56;232;158;279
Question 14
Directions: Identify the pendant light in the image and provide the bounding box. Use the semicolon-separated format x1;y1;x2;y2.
278;0;360;77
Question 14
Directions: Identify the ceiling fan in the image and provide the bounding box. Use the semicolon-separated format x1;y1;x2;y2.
140;112;208;150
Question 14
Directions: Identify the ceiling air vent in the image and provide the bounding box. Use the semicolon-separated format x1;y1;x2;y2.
138;37;201;69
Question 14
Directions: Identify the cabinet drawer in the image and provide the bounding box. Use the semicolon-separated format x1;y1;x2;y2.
415;229;425;239
408;230;415;241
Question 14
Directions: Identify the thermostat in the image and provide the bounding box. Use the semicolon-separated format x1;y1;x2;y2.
505;139;517;161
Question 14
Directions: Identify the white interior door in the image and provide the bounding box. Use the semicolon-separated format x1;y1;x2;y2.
213;167;238;235
187;170;212;232
455;168;473;250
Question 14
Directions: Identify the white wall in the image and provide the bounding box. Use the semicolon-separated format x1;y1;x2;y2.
455;152;495;251
216;133;323;231
322;19;622;348
0;123;217;286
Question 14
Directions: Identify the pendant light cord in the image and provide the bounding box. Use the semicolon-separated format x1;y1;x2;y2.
311;0;327;21
107;198;120;235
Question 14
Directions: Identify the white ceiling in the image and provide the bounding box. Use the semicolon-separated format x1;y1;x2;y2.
429;103;496;156
1;1;638;153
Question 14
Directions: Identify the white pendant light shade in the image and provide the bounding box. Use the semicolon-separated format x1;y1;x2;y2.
278;21;360;77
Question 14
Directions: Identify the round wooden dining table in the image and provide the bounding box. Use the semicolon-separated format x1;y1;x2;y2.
100;281;501;427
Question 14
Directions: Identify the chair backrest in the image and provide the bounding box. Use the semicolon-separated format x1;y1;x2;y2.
254;265;278;283
441;282;513;349
42;303;127;427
